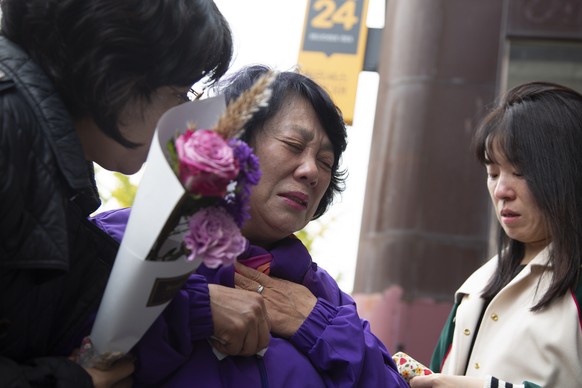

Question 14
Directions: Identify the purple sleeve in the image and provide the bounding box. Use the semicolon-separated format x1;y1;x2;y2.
89;208;131;242
89;208;215;385
132;274;214;385
290;265;408;388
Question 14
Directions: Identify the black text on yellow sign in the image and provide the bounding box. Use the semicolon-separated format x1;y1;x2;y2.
298;0;369;125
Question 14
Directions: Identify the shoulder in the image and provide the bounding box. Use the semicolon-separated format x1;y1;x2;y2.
0;36;65;152
455;256;498;300
89;208;132;243
0;37;97;269
0;36;96;190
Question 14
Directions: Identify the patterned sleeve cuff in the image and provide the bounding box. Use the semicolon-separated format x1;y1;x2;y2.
484;375;525;388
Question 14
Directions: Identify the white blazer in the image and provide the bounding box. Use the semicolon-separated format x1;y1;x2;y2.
441;246;582;387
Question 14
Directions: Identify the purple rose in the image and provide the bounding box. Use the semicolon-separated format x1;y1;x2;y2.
183;206;246;268
175;129;240;197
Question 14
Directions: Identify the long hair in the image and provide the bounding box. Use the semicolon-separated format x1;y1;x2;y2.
472;81;582;310
215;65;348;219
0;0;233;147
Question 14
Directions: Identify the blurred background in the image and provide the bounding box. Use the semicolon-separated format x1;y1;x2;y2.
95;0;582;364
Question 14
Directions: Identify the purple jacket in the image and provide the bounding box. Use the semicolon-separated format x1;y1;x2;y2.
91;209;407;388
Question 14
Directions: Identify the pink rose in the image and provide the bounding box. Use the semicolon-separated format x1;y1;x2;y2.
175;129;240;197
183;207;246;268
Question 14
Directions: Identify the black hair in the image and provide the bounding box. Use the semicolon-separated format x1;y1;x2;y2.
0;0;233;147
472;81;582;310
216;65;348;219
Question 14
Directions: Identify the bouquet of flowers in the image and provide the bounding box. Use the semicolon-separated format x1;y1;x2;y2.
79;71;276;368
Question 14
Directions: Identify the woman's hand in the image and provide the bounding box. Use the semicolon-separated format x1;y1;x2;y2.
69;350;134;388
234;262;317;338
208;283;271;356
85;358;134;388
410;374;485;388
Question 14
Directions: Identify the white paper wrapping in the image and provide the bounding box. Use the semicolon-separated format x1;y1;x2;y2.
89;96;227;357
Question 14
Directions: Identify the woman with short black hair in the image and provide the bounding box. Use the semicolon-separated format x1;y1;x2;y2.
0;1;232;386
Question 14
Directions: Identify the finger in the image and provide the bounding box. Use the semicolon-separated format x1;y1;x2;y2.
409;375;432;387
214;327;258;357
87;357;135;388
211;329;247;356
112;376;134;388
107;357;135;380
212;337;243;356
257;309;271;349
239;324;260;356
234;262;271;285
239;308;271;356
234;271;261;293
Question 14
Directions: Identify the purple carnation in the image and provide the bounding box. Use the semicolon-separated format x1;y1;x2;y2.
183;207;246;268
223;139;262;226
230;139;261;186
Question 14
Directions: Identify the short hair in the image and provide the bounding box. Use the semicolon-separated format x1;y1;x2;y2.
216;65;348;219
1;0;233;147
472;81;582;310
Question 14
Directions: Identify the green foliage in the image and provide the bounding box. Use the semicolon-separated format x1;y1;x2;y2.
94;165;138;209
110;172;138;207
295;216;333;252
295;228;315;251
295;216;343;284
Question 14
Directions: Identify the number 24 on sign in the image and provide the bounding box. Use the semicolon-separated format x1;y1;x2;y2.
311;0;359;31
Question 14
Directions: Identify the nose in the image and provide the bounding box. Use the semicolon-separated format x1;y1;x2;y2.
296;156;319;187
493;174;516;201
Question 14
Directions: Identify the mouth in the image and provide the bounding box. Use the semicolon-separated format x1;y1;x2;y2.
500;208;520;217
280;192;309;207
499;207;521;225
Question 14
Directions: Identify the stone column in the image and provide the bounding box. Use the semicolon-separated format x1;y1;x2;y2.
352;0;504;363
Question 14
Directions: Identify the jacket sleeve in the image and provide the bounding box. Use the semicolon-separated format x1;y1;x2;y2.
89;209;216;386
0;84;95;388
289;265;408;388
0;355;93;388
429;303;458;372
131;274;214;386
484;376;541;388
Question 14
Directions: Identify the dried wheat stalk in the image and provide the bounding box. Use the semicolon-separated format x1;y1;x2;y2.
215;70;277;139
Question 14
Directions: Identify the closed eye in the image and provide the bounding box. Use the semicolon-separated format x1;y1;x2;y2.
283;141;303;152
318;156;334;171
485;164;499;179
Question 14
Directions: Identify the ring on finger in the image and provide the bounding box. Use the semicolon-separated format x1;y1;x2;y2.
256;284;265;294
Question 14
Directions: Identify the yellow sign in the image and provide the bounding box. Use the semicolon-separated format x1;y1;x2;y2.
298;0;370;125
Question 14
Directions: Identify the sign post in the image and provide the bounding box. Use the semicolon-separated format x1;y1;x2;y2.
298;0;370;125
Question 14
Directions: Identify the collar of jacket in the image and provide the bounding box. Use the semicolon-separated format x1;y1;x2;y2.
455;244;552;300
0;36;96;196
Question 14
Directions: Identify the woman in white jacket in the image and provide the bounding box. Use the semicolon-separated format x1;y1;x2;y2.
412;82;582;388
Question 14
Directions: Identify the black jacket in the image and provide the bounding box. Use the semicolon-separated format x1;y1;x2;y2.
0;36;118;387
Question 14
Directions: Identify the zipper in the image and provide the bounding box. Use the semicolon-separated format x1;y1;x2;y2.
256;355;269;388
